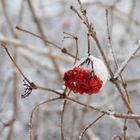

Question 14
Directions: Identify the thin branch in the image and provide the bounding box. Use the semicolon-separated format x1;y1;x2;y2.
16;26;79;60
60;100;67;140
29;97;61;140
1;43;63;97
123;116;128;140
6;72;18;140
75;36;79;64
87;33;91;56
114;41;140;79
106;9;118;68
26;0;47;41
106;9;130;103
79;113;105;140
17;0;25;27
0;37;73;64
1;0;18;38
65;96;140;120
63;32;79;64
60;90;71;140
26;0;63;79
77;0;90;26
86;1;140;27
78;97;91;136
1;43;30;83
36;85;63;96
70;6;84;22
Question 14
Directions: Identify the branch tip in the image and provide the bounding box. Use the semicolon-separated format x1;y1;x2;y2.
1;43;6;49
70;5;73;9
15;26;20;30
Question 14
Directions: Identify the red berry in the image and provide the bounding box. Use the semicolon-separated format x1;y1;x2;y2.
63;67;103;95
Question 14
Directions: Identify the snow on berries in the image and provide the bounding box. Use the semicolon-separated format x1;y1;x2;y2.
63;55;108;95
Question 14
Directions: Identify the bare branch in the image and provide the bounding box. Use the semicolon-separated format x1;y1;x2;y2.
29;97;61;140
79;113;105;140
114;41;140;79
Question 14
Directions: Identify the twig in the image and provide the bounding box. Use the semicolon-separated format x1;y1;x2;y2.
26;0;63;79
70;6;84;22
79;113;105;140
60;89;71;140
106;9;130;103
106;9;118;68
60;100;67;140
0;37;73;64
77;0;89;26
65;96;140;120
16;26;79;60
36;85;63;96
1;43;63;97
78;97;91;134
17;0;25;27
84;1;140;27
87;33;91;56
29;97;61;140
113;41;140;79
1;1;20;138
1;43;30;83
1;0;18;38
4;73;18;140
63;32;78;64
123;117;128;140
70;105;78;140
1;44;36;98
26;0;47;41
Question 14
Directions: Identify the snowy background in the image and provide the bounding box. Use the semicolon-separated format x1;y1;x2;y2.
0;0;140;140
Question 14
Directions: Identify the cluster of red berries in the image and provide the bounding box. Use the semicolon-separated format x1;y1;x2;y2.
63;67;103;95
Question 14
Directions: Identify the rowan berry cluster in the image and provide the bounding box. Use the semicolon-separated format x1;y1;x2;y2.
63;67;103;94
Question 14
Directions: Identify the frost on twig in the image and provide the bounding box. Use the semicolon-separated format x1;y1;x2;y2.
113;40;140;79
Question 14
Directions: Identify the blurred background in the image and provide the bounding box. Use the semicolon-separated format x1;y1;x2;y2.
0;0;140;139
